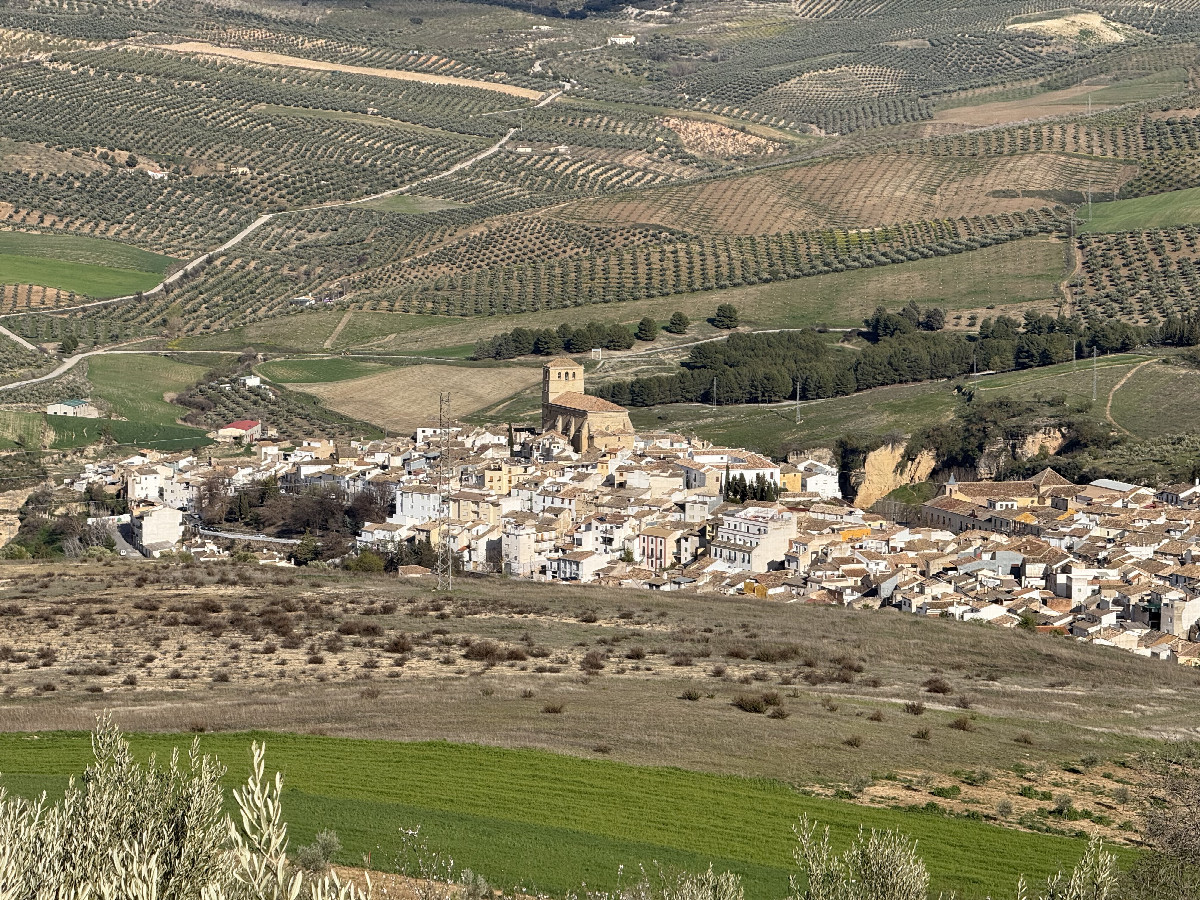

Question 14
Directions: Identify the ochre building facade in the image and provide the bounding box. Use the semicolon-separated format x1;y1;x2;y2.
541;358;635;453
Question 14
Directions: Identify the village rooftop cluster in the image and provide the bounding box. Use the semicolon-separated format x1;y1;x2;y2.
50;361;1200;669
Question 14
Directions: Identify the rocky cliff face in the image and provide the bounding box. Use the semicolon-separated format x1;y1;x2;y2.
850;443;936;508
0;487;36;550
975;426;1069;479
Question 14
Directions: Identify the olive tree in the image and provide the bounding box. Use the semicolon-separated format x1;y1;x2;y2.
0;719;371;899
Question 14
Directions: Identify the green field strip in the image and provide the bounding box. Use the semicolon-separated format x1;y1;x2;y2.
0;733;1110;900
1080;186;1200;233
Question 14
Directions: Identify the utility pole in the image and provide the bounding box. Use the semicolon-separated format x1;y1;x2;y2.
1092;347;1098;403
435;392;454;592
794;379;800;424
712;376;718;407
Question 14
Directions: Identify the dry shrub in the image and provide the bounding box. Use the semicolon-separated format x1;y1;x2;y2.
733;691;783;713
541;702;565;714
337;621;382;638
463;640;526;664
580;650;606;672
843;735;864;748
385;633;414;654
950;715;976;732
753;644;800;663
905;700;926;716
923;676;953;694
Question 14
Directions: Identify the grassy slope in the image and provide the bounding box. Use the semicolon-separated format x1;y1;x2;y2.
626;354;1151;456
257;357;394;383
1080;186;1200;233
0;733;1111;900
48;354;210;450
1071;68;1189;106
1106;359;1200;438
183;240;1064;355
0;234;174;273
0;233;175;298
0;408;44;449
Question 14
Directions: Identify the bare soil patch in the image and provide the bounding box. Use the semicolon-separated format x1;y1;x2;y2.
1007;12;1135;46
659;116;785;159
933;84;1112;127
0;139;104;175
156;42;543;100
559;152;1133;234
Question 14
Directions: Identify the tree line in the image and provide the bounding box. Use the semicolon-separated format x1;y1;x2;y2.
589;308;1200;408
472;311;693;360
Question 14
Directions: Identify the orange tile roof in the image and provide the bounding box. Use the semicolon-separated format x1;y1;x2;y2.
547;391;629;413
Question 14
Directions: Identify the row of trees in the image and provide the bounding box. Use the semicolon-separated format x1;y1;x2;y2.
724;472;780;503
472;309;700;360
864;302;945;338
590;311;1200;408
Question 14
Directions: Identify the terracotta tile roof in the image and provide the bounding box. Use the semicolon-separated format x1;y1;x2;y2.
547;392;629;413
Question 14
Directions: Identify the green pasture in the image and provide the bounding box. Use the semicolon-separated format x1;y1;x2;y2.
0;732;1109;900
47;418;207;451
0;408;43;449
257;357;393;384
0;233;175;299
1105;358;1200;438
364;194;468;214
1079;186;1200;233
48;354;210;450
1068;68;1189;106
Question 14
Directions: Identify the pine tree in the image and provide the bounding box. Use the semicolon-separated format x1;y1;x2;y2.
636;316;658;341
666;311;691;334
714;304;740;329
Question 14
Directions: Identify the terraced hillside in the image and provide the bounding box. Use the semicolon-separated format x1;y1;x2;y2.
0;0;1199;393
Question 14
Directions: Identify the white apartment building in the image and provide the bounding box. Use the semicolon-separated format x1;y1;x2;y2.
709;503;795;572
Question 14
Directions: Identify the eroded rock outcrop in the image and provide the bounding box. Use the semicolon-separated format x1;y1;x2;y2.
850;443;936;508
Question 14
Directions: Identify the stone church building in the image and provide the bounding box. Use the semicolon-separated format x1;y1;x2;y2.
541;358;635;453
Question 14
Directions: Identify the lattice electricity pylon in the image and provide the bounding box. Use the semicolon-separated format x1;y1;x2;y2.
434;391;454;592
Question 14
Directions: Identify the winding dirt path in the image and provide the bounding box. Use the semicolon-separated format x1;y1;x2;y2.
1105;357;1157;436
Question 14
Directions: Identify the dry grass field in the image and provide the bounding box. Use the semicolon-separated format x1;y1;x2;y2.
559;153;1133;234
287;363;541;433
0;559;1193;831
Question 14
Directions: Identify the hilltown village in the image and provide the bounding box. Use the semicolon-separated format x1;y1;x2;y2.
30;358;1200;668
